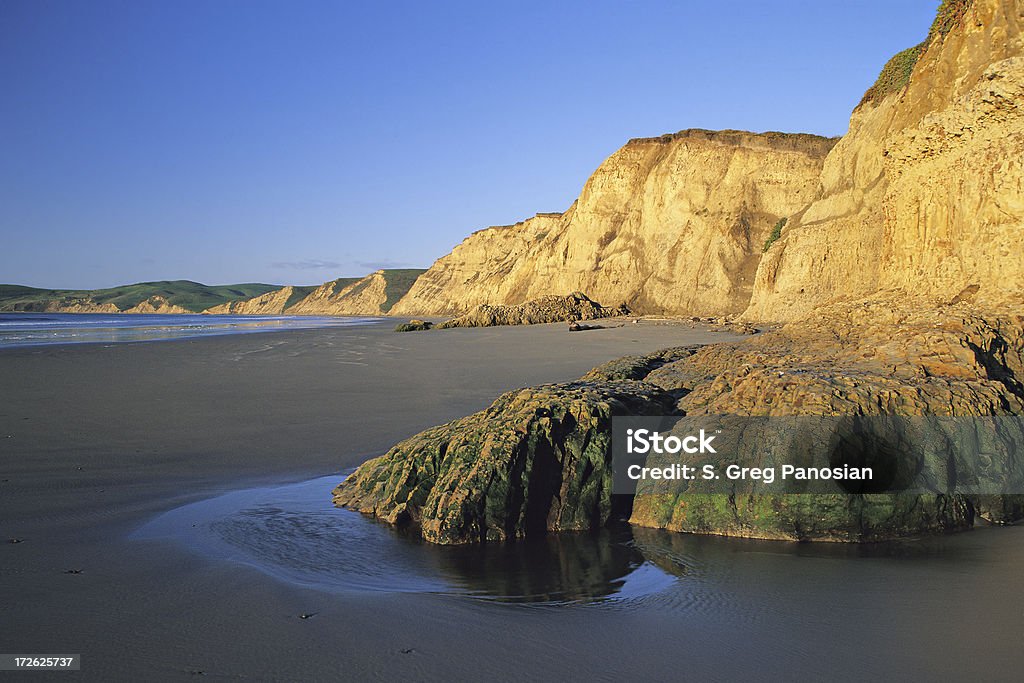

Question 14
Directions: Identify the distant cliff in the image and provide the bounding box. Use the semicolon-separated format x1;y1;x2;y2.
0;281;280;314
285;269;424;316
1;270;426;317
202;268;426;317
205;286;318;315
392;131;835;318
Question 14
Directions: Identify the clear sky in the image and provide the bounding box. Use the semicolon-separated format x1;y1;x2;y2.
2;0;941;289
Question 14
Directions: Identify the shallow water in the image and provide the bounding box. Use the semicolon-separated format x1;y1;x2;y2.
133;474;675;604
134;473;1024;615
0;312;381;348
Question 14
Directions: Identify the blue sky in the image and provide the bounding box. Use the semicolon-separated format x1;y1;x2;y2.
1;0;940;289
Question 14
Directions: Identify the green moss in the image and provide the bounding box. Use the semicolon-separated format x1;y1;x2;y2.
859;0;974;107
762;217;788;253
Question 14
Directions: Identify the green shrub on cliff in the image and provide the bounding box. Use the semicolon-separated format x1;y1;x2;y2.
762;217;788;253
929;0;973;38
859;0;974;107
859;44;926;106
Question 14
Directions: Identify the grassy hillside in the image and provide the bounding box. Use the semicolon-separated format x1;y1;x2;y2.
0;281;281;313
1;269;427;315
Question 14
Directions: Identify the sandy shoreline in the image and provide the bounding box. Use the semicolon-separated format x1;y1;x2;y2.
1;319;751;680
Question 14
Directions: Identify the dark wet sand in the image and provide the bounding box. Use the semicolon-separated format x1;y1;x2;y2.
4;320;1024;681
0;320;736;680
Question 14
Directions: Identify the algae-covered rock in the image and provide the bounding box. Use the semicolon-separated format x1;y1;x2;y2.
334;379;674;544
630;492;975;542
394;319;432;332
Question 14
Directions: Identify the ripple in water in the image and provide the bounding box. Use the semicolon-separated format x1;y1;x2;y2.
132;473;678;605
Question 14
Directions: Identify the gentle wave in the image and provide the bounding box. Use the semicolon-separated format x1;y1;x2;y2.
0;313;382;348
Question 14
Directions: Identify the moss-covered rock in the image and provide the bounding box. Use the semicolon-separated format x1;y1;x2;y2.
334;380;674;544
394;319;432;332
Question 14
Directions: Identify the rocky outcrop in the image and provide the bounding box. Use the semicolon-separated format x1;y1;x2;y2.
435;292;627;329
746;0;1024;321
391;131;834;317
394;319;433;332
336;299;1024;544
629;297;1024;540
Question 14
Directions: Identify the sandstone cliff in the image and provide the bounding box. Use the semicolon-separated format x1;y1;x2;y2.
283;269;425;316
122;296;193;314
746;0;1024;321
284;274;381;316
391;131;834;317
205;286;312;315
41;301;120;314
390;0;1023;324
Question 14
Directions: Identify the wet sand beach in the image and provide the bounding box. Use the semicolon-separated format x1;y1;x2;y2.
3;319;1024;681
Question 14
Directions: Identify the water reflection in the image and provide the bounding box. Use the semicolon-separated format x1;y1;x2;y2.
133;473;1023;608
428;527;653;603
133;475;674;604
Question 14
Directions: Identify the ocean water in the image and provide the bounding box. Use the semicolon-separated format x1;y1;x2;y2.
0;312;382;348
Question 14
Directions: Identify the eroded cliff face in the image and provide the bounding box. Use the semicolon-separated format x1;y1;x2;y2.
286;273;389;316
392;1;1023;323
746;0;1024;321
205;286;303;315
392;131;834;317
41;301;120;314
198;269;425;317
122;296;192;314
336;1;1024;544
